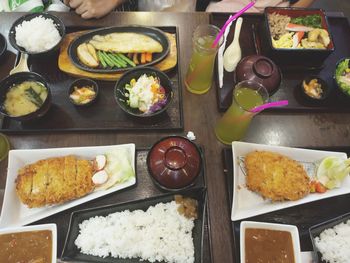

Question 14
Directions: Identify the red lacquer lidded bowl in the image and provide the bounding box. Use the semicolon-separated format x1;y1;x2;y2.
147;136;202;191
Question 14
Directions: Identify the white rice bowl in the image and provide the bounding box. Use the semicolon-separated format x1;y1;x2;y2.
314;219;350;263
15;15;61;53
75;201;195;263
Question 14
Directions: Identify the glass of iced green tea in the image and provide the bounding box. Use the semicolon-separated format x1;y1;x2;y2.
215;80;269;145
184;24;222;94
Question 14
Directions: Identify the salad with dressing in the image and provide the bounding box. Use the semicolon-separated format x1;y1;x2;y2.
124;74;168;114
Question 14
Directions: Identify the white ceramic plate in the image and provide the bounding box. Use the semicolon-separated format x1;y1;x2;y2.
240;221;301;263
0;144;136;228
231;142;349;221
0;223;57;263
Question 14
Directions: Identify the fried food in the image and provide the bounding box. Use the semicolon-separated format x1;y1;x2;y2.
245;151;310;201
89;33;163;53
15;155;94;208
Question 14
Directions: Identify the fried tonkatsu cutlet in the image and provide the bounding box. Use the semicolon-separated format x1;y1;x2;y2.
15;155;94;208
245;151;310;201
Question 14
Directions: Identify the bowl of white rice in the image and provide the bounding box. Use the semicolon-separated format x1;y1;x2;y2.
9;12;65;55
309;212;350;263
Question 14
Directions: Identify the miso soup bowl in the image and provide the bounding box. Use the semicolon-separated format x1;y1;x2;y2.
0;72;52;122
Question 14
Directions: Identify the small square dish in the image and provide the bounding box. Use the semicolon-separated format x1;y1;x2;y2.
0;144;136;228
0;223;57;263
231;142;349;221
240;221;301;263
62;187;207;263
263;7;335;67
309;212;350;263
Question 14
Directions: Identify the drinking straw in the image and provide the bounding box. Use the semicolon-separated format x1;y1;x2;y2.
251;100;289;113
212;1;256;48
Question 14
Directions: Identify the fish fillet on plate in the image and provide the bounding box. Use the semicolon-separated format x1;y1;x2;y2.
245;151;310;201
89;33;163;53
16;156;94;208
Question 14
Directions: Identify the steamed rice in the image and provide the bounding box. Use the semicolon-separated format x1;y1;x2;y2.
314;219;350;263
15;16;61;53
75;201;195;263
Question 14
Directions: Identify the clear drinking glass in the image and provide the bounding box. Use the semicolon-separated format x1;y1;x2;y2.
184;24;222;94
215;80;269;145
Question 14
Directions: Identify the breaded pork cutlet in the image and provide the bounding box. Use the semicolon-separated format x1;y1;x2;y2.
245;151;310;201
15;156;94;208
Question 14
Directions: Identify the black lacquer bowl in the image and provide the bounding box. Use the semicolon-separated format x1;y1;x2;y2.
9;12;65;56
0;72;52;121
114;67;173;118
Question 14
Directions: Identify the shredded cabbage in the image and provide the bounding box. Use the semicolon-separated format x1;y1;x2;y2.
316;156;350;189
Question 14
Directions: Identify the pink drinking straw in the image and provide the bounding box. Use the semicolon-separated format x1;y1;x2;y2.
212;1;256;48
251;100;289;113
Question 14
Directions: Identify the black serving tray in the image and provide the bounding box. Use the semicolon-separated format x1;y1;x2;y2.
309;211;350;263
222;146;350;263
27;147;212;262
62;187;207;263
0;26;183;133
211;13;350;112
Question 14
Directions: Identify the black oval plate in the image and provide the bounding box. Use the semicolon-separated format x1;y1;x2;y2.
68;26;170;74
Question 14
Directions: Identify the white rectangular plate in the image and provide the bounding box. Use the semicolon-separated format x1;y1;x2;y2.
0;224;57;263
231;142;349;221
0;144;136;228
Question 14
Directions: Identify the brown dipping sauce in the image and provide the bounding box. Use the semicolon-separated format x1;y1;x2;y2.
0;230;52;263
245;228;295;263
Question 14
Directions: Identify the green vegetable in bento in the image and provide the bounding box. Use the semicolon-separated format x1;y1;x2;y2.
316;156;350;189
335;59;350;96
291;15;322;28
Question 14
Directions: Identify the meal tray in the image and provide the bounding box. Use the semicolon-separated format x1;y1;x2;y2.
222;146;350;263
211;13;350;112
18;148;212;262
0;26;183;133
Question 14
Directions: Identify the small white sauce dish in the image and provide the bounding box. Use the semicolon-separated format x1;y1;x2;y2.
240;221;301;263
0;223;57;263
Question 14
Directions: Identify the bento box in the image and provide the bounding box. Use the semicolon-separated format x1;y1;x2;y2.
262;7;335;68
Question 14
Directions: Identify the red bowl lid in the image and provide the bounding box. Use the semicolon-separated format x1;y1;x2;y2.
147;136;202;190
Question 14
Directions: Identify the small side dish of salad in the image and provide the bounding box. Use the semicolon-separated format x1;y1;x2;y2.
124;74;168;114
335;58;350;96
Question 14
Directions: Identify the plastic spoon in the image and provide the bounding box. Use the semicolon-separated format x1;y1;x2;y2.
10;52;29;75
251;100;289;113
223;17;243;72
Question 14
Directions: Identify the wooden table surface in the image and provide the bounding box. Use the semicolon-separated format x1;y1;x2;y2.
0;11;350;263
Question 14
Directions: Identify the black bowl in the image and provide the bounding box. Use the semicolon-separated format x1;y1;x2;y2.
114;67;173;118
0;33;7;60
0;72;52;121
9;12;65;56
301;76;330;101
69;78;99;107
334;57;350;98
309;212;350;263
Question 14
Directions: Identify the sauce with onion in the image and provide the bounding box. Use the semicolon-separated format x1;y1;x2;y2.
245;228;295;263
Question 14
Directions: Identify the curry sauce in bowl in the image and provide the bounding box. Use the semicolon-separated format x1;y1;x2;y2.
240;221;301;263
0;224;57;263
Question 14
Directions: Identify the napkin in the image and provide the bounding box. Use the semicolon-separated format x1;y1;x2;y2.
218;15;233;89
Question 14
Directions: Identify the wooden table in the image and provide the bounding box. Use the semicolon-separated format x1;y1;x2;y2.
0;11;350;263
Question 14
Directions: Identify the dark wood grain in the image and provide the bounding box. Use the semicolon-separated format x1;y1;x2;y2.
0;11;350;263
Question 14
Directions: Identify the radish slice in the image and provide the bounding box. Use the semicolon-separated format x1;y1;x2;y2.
92;170;109;185
94;155;107;171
